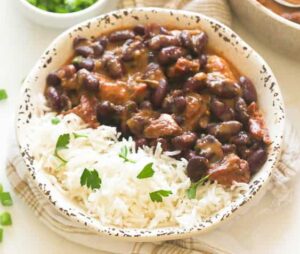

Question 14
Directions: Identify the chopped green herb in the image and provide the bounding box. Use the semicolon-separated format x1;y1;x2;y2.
137;163;154;179
118;146;136;163
0;228;3;243
0;89;8;101
73;133;88;139
0;212;12;226
27;0;98;14
80;169;101;190
187;175;210;199
51;117;60;125
149;190;172;202
0;184;3;193
0;192;13;207
72;56;84;65
54;134;70;163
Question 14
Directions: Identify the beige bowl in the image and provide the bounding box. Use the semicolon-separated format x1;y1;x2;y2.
229;0;300;59
16;8;285;241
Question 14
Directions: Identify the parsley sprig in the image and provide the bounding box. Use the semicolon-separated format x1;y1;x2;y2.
118;146;136;163
54;134;70;164
149;190;172;202
80;169;101;190
137;163;154;179
51;117;60;125
186;175;210;199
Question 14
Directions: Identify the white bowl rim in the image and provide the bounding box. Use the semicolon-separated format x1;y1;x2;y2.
18;0;107;18
16;7;285;241
248;0;300;30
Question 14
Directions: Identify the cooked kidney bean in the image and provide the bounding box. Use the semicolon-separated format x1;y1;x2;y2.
96;101;119;125
207;76;241;98
173;96;186;113
179;31;193;49
171;132;197;150
108;30;135;42
187;156;209;182
158;46;187;65
45;86;69;111
133;25;146;36
174;115;185;125
105;55;125;78
135;137;148;150
247;148;267;174
183;149;197;161
75;46;94;57
150;138;170;151
73;56;94;71
82;73;99;92
183;72;207;92
46;72;61;87
191;32;208;55
151;81;168;108
239;76;257;104
96;36;109;48
92;43;105;58
235;96;249;123
222;144;237;154
230;131;251;146
45;25;269;186
121;39;144;61
199;54;207;69
210;97;235;121
207;121;243;140
148;35;181;50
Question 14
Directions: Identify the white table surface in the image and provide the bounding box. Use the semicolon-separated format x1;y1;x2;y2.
0;1;300;253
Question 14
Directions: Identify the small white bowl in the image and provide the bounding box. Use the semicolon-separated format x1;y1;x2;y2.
16;8;285;241
229;0;300;59
16;0;119;29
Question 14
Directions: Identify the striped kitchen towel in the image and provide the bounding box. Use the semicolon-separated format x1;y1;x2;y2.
6;0;300;253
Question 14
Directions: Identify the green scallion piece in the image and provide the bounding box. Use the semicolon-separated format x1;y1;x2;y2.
0;192;13;206
0;212;12;226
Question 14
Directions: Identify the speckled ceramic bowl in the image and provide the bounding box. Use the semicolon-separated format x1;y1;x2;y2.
229;0;300;60
16;8;285;241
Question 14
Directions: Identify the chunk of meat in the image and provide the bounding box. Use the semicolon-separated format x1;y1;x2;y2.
127;110;159;136
183;92;210;131
195;135;224;162
208;153;250;186
167;57;200;78
67;94;99;128
248;102;271;144
144;113;183;138
99;82;148;105
206;55;236;81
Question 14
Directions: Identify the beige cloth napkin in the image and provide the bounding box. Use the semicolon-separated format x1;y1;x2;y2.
6;0;300;253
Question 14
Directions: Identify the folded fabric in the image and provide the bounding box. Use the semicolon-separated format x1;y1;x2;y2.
6;0;300;253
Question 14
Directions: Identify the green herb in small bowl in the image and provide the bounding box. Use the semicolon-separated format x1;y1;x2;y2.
27;0;98;13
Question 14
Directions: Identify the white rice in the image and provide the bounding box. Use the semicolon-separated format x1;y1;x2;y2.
26;109;249;229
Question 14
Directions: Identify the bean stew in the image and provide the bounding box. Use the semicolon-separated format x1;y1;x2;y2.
44;24;270;186
257;0;300;24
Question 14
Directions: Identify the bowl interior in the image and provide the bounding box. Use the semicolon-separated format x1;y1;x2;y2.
16;8;285;241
